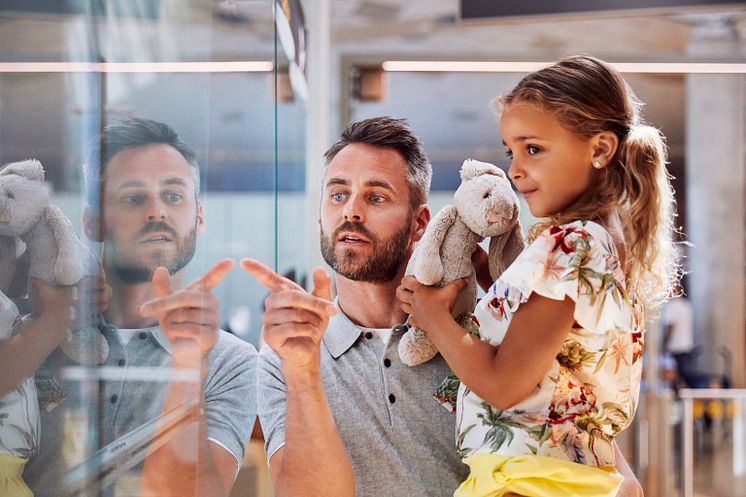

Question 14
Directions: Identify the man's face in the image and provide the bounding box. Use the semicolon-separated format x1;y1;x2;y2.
319;143;418;284
96;144;204;283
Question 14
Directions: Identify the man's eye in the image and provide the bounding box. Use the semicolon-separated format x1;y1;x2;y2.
527;145;541;155
369;195;385;204
331;192;346;202
123;195;143;204
165;193;183;204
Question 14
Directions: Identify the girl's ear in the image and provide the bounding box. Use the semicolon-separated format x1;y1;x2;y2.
591;131;619;168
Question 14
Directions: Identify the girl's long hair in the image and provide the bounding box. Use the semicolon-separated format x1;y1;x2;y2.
496;55;680;310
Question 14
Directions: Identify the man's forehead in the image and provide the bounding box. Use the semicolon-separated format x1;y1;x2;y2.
104;144;196;189
324;143;408;188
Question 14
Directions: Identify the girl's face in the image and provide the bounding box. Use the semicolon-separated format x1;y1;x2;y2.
500;101;597;218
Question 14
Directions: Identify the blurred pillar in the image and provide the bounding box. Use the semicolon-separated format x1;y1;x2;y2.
301;0;331;279
685;14;745;387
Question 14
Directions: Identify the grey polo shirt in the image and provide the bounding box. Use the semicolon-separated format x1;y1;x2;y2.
25;324;257;497
258;308;468;497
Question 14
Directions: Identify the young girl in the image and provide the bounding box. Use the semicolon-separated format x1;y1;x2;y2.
399;55;679;497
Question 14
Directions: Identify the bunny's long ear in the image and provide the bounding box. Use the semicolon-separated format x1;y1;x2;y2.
0;159;45;182
488;221;526;281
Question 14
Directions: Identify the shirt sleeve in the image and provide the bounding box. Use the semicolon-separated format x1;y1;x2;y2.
0;292;19;341
203;333;258;471
256;345;287;461
486;221;634;335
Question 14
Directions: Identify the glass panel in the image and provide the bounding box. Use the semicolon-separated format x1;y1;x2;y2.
0;1;276;496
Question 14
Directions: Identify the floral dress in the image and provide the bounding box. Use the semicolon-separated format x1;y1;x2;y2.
456;220;644;469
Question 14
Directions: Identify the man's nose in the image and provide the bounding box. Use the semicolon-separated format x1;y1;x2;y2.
343;193;365;222
146;198;167;220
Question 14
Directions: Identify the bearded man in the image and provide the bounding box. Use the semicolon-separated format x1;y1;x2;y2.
24;118;256;497
244;116;645;497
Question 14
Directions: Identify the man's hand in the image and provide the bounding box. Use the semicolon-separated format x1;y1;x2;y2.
140;259;233;367
240;259;336;378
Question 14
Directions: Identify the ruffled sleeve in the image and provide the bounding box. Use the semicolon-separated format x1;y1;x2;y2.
485;221;634;335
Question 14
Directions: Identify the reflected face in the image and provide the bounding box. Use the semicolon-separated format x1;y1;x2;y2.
501;101;596;218
99;144;203;283
319;143;415;283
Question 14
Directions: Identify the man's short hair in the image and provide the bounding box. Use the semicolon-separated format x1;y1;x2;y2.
323;116;432;209
85;118;200;206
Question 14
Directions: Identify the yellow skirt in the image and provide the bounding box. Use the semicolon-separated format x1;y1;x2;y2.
0;454;33;497
455;453;623;497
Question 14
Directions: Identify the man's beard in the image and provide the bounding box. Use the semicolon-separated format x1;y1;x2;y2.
105;221;197;284
320;217;411;284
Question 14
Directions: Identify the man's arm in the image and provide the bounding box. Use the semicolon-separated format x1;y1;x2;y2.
139;259;239;497
244;259;355;497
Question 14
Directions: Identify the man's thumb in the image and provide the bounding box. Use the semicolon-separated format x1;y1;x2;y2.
151;267;173;299
310;267;333;302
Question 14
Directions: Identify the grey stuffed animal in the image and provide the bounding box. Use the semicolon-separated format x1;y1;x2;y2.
398;159;526;367
0;159;108;365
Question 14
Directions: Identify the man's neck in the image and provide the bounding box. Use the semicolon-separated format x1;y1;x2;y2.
335;270;408;330
104;270;184;329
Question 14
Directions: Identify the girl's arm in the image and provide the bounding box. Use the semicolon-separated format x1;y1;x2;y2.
0;277;109;396
398;276;573;409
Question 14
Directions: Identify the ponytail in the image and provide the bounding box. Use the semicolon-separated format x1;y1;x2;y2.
617;124;679;310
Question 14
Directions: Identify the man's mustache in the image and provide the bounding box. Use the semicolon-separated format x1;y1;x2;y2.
333;221;377;243
139;221;178;239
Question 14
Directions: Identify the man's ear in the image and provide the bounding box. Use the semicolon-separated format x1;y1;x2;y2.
83;206;103;242
196;203;205;236
410;204;431;243
591;131;619;168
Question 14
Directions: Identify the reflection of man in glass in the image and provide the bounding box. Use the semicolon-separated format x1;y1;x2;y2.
24;118;257;497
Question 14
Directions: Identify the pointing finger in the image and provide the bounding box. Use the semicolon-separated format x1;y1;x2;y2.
240;258;302;292
188;258;235;292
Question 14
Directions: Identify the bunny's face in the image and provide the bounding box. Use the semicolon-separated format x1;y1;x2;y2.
0;160;49;237
454;160;519;238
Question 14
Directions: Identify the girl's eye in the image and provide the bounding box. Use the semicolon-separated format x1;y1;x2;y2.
527;145;541;155
504;149;513;159
331;192;346;202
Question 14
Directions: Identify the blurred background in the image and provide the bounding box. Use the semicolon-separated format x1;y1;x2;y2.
0;1;744;496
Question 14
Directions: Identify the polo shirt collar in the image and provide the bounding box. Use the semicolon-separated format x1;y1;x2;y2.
323;305;364;359
151;327;173;354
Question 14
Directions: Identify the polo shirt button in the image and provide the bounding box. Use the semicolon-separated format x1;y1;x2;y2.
118;359;126;367
388;393;396;404
110;394;118;404
364;331;373;340
383;358;391;368
139;332;147;340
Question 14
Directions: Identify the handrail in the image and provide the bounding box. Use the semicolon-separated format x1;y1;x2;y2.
679;388;746;399
679;388;745;497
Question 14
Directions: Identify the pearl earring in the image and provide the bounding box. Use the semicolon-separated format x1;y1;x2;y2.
592;160;603;170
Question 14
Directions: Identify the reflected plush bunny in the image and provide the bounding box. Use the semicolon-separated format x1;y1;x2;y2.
398;159;525;367
0;159;108;365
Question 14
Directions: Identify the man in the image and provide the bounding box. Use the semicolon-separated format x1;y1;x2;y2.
24;118;256;497
245;116;644;497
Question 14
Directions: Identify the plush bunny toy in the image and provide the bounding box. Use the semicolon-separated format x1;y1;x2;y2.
398;159;526;367
0;159;108;365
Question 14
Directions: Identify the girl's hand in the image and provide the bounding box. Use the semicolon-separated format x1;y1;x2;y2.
397;276;467;332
